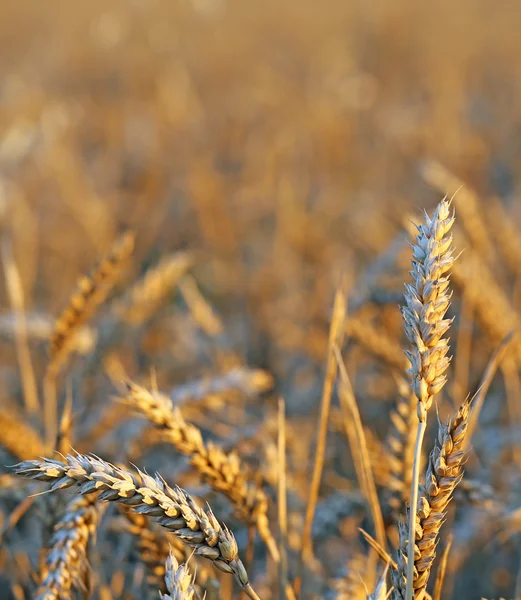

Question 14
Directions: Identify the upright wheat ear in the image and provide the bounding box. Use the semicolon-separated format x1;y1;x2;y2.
400;198;455;600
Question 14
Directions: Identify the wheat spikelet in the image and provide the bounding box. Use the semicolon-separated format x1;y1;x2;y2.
13;453;260;599
161;551;197;600
49;230;135;372
392;396;473;600
121;379;276;554
35;495;101;600
485;197;521;278
114;251;194;325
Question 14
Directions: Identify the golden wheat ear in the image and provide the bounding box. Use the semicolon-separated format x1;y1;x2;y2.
13;453;261;600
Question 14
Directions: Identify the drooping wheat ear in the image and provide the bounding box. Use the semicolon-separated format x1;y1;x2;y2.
392;395;473;600
400;198;455;600
48;230;135;373
35;495;101;600
384;378;419;522
121;379;277;560
113;251;194;325
13;454;260;600
161;551;197;600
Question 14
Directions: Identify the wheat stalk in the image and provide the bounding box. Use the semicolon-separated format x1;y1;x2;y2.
392;396;473;600
400;198;455;600
13;453;260;600
34;495;101;600
121;379;277;559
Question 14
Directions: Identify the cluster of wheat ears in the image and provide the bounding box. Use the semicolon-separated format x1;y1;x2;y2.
1;194;520;600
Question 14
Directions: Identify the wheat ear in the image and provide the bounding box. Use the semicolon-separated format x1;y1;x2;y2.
35;495;101;600
161;551;198;600
114;251;194;325
44;231;135;448
392;395;473;600
400;198;455;600
121;379;277;560
13;453;260;600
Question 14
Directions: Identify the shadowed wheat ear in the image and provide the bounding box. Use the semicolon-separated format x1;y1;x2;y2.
161;551;197;600
13;453;261;600
44;231;135;448
121;379;278;561
35;495;101;600
400;198;455;600
113;251;194;325
392;395;473;600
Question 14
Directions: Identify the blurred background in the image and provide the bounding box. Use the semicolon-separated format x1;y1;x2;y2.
1;1;521;599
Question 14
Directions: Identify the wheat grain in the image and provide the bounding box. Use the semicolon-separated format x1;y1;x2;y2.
13;453;260;600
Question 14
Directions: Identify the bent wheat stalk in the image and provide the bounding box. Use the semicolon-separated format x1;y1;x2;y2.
14;453;260;600
400;198;455;600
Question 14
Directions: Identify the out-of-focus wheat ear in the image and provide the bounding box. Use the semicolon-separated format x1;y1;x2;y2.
120;378;278;565
161;551;197;600
420;159;495;264
400;198;455;600
1;239;39;414
346;315;408;371
13;454;261;600
178;274;224;338
34;495;102;600
113;251;194;325
43;230;135;448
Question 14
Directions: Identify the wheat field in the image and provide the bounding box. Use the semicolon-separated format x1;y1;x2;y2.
1;1;521;599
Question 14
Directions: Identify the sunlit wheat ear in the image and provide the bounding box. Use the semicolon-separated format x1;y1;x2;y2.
13;454;261;600
400;198;455;600
393;396;473;600
121;379;277;560
35;495;101;600
161;551;197;600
